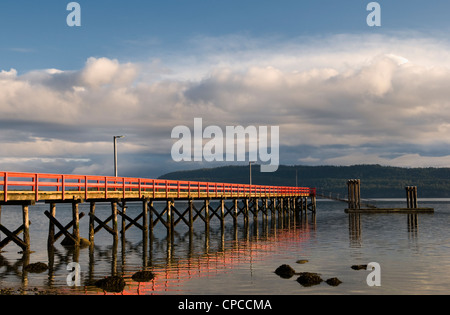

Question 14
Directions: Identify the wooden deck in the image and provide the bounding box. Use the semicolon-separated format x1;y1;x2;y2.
0;171;315;204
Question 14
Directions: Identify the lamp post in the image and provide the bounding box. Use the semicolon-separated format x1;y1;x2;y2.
113;135;124;177
249;161;254;186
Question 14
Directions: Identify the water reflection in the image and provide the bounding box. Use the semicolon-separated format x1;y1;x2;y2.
348;213;421;248
407;214;419;235
0;211;316;295
407;214;419;251
348;214;362;248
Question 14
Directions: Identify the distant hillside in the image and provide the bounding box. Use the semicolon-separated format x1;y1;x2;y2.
158;164;450;198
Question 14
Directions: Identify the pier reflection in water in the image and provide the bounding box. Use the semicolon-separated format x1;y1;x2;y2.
0;201;316;295
348;213;420;248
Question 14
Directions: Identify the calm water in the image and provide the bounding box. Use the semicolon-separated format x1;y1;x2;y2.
1;199;450;295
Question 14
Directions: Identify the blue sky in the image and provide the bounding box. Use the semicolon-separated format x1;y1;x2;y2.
1;1;450;178
2;1;450;72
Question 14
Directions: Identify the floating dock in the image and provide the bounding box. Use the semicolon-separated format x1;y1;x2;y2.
345;181;434;214
345;208;434;214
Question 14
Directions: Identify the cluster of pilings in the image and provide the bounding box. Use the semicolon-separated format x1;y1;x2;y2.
152;196;316;239
344;180;433;213
0;195;317;253
347;179;361;210
0;201;33;252
0;207;317;291
405;186;418;209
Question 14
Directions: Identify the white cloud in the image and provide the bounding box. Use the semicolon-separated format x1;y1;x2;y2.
80;57;139;88
0;69;18;78
2;33;450;174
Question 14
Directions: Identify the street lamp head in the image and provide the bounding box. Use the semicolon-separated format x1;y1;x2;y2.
114;135;125;139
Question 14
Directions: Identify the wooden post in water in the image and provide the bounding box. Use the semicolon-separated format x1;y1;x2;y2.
188;199;194;232
204;199;210;233
408;186;412;208
311;195;317;212
294;197;299;218
300;197;308;215
347;181;352;209
89;202;95;245
297;197;303;220
279;198;285;227
287;197;291;216
142;199;148;242
272;197;277;218
414;187;418;208
270;198;274;220
406;186;411;208
148;200;154;240
299;197;303;216
347;179;361;210
406;186;418;209
233;199;238;226
285;197;289;218
413;186;418;208
22;203;30;252
253;198;259;222
243;198;249;226
72;201;80;245
111;201;118;241
47;203;56;247
121;201;127;238
263;198;269;221
166;200;173;237
358;179;361;209
220;199;225;230
279;198;284;217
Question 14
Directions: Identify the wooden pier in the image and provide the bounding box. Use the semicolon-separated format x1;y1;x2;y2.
0;171;316;252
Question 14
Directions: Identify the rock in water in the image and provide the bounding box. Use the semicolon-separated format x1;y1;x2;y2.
326;277;342;286
296;259;309;264
296;272;323;287
132;271;155;282
61;236;91;248
24;262;48;273
60;236;76;246
79;238;91;248
351;264;368;270
95;276;126;293
274;264;296;279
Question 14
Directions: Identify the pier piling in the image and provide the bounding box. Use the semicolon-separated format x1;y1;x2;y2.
47;203;56;247
0;202;33;252
347;179;361;210
406;186;418;209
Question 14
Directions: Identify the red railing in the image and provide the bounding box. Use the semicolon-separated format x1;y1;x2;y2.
0;171;316;202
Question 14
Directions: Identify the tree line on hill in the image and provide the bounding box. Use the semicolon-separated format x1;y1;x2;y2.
158;164;450;198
